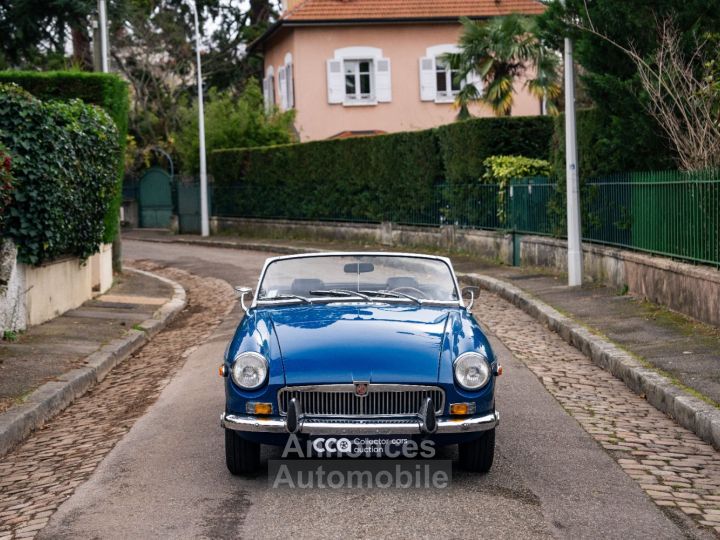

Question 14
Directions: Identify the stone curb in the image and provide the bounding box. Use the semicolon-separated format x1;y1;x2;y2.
458;272;720;451
0;267;187;457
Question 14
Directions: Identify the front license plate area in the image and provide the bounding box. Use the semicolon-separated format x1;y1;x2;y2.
309;436;410;457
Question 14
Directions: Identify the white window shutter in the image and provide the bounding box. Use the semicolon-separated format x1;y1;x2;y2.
278;66;287;110
262;77;270;111
465;70;483;98
326;59;344;104
375;58;391;102
286;64;294;108
419;56;436;101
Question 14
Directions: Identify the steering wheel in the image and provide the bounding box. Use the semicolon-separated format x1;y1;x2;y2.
390;286;429;299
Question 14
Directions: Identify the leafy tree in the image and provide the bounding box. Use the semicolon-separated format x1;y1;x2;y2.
446;15;561;118
1;0;276;151
0;0;119;70
537;0;720;172
174;78;295;174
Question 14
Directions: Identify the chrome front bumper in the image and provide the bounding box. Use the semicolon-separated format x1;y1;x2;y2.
220;411;499;436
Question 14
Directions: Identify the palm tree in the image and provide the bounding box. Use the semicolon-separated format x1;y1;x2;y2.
445;15;561;118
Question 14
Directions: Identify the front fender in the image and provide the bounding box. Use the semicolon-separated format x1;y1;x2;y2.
224;310;285;415
438;309;497;413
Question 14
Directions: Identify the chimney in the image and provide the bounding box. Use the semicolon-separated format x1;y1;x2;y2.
282;0;304;14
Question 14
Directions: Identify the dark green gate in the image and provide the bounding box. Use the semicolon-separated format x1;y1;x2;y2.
138;167;173;228
177;182;213;234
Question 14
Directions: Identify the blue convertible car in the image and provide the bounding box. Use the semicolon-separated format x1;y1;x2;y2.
220;253;500;475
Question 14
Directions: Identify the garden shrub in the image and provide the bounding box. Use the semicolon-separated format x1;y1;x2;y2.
0;71;129;243
0;84;120;265
435;116;555;183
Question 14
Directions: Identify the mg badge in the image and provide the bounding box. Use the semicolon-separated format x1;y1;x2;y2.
354;382;369;397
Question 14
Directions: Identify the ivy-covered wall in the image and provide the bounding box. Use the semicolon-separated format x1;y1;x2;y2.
0;71;129;243
0;84;120;265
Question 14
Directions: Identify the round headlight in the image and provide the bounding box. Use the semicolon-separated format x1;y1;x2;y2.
231;352;268;390
454;352;491;391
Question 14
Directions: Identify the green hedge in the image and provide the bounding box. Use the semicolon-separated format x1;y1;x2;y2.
0;71;129;243
212;130;442;223
210;115;554;222
435;116;555;183
550;108;674;180
0;84;120;265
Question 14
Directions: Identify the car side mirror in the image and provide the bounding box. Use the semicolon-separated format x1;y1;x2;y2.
234;286;253;313
462;286;479;311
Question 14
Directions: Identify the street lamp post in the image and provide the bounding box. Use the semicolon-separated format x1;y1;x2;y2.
190;1;210;237
563;17;583;286
97;0;109;73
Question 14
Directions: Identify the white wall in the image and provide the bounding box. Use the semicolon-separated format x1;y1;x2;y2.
0;240;114;330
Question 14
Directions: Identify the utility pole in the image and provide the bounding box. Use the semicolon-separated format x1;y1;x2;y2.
97;0;124;272
190;1;210;237
98;0;109;73
563;13;583;286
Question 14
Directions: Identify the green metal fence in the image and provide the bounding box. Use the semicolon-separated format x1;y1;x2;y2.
211;169;720;267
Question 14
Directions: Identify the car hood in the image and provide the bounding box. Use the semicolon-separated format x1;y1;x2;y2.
267;305;451;385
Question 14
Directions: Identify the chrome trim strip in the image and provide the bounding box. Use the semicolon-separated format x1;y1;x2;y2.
220;411;499;435
221;413;286;433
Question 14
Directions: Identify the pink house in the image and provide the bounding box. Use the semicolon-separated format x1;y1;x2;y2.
251;0;546;141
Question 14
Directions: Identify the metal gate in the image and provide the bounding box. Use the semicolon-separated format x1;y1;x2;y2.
138;167;173;228
177;181;213;234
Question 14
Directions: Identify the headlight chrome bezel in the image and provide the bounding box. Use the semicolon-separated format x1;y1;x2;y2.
453;352;491;391
231;351;269;390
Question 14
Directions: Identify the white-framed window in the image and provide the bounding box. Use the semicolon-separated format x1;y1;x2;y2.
262;66;275;112
326;46;391;106
419;44;482;103
435;59;462;101
344;59;374;102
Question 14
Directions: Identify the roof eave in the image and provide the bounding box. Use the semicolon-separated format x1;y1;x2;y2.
247;15;497;53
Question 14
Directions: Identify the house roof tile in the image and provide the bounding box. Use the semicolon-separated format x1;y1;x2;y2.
284;0;545;21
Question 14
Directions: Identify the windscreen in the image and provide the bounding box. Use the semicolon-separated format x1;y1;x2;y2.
258;255;458;302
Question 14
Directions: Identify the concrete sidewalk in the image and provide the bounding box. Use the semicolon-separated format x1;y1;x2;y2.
0;267;186;455
123;228;720;408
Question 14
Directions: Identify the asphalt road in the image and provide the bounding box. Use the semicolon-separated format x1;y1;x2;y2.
40;240;693;539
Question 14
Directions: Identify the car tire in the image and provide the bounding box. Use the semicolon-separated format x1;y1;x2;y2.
225;429;261;475
458;428;495;473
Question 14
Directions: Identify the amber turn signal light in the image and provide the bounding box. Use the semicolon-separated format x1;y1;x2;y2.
219;365;227;377
246;402;273;415
449;403;476;416
496;365;503;376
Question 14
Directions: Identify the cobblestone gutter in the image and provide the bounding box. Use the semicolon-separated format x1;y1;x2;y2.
0;268;187;458
473;288;720;533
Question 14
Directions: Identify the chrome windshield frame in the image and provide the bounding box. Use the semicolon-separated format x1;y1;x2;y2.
251;252;463;309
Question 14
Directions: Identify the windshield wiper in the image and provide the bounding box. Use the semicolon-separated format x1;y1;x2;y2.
359;289;423;305
309;289;371;301
259;294;310;304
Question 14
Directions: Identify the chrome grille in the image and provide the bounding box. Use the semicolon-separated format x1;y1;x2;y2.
277;384;444;417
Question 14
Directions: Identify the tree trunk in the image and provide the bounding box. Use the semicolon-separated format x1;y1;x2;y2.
71;25;93;70
249;0;270;25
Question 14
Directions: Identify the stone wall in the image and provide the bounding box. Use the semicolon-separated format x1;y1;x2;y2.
212;217;720;327
0;241;114;331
